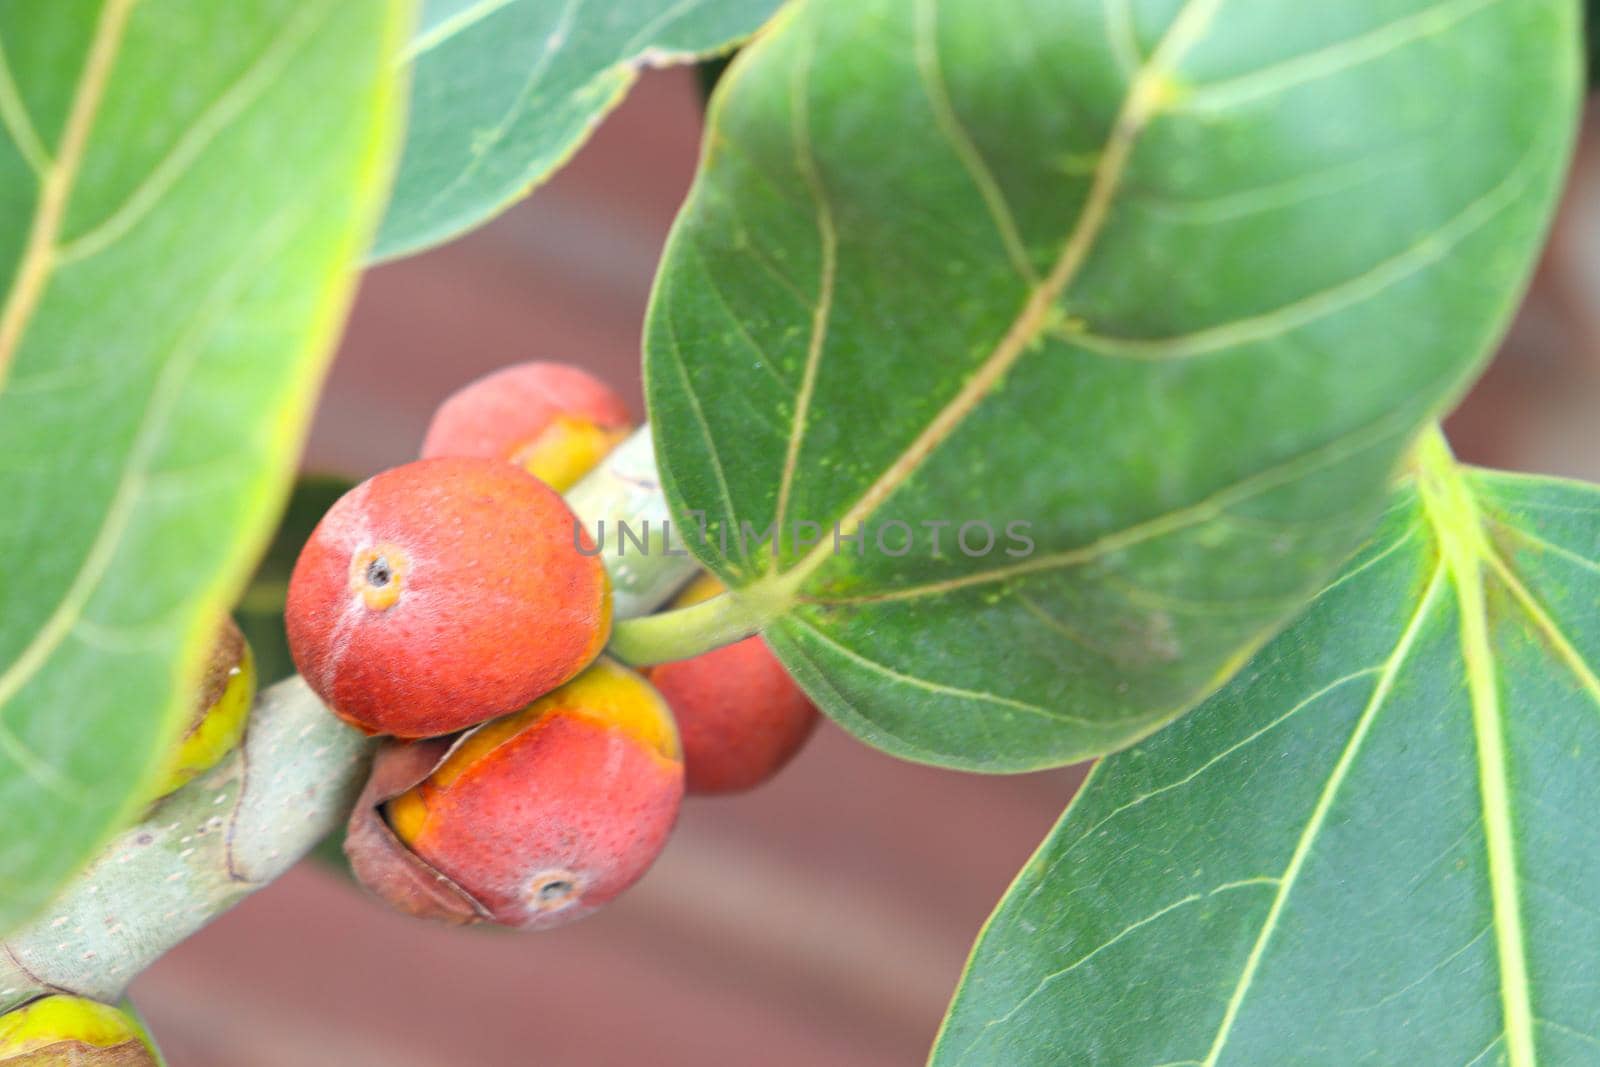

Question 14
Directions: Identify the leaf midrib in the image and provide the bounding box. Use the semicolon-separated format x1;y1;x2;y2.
772;25;835;540
760;0;1224;604
1418;434;1537;1067
1202;439;1547;1066
0;0;133;388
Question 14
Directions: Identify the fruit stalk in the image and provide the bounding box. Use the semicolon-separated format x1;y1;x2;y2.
565;427;698;618
0;425;691;1010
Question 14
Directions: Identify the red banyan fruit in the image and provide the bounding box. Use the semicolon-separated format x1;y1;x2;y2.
420;361;632;492
381;658;683;929
286;456;610;738
645;574;819;794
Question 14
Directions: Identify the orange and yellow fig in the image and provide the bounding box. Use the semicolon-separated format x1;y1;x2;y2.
286;456;610;738
645;575;819;794
151;616;255;801
421;361;631;491
349;658;683;930
0;995;159;1065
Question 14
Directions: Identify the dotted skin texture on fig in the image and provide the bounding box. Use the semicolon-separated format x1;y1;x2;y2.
286;457;610;738
421;362;631;467
648;635;819;794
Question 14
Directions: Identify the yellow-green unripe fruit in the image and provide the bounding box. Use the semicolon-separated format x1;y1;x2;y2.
151;617;255;801
0;995;160;1064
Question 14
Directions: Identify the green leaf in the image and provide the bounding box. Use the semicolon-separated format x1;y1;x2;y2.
934;438;1600;1065
641;0;1581;769
373;0;783;260
0;0;410;933
234;475;354;686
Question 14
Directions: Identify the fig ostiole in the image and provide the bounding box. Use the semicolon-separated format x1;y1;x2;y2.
286;457;611;739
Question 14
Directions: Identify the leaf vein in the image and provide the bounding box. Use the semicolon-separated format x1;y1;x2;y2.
1313;517;1422;599
1200;562;1446;1065
1069;142;1539;362
1480;535;1600;711
690;243;794;391
772;26;835;542
772;622;970;764
56;0;337;266
0;0;135;389
768;0;1224;594
786;614;1099;728
0;32;49;176
1419;437;1536;1067
1183;0;1505;112
1491;518;1600;580
970;880;1273;1057
810;410;1411;607
1539;1018;1600;1050
618;0;713;58
1028;668;1381;902
402;0;520;62
660;269;744;568
914;0;1038;284
407;0;583;220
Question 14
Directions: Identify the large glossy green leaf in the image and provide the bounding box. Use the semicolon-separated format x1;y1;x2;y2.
642;0;1580;770
934;442;1600;1065
373;0;782;259
0;0;410;932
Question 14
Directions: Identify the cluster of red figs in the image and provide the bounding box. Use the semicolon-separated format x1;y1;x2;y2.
285;363;819;930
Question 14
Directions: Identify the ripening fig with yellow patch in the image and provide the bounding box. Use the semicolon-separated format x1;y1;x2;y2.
150;616;255;801
0;995;159;1065
384;657;683;930
421;361;632;491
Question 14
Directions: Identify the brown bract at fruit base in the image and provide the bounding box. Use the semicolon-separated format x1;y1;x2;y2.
348;658;684;930
645;574;819;794
421;361;633;492
285;456;611;738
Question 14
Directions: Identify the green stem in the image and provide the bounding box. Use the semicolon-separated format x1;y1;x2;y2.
566;426;699;618
608;588;768;665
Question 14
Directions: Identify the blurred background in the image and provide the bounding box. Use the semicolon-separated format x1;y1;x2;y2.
127;68;1600;1065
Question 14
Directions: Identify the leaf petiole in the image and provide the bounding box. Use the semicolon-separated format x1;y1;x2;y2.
608;585;775;666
